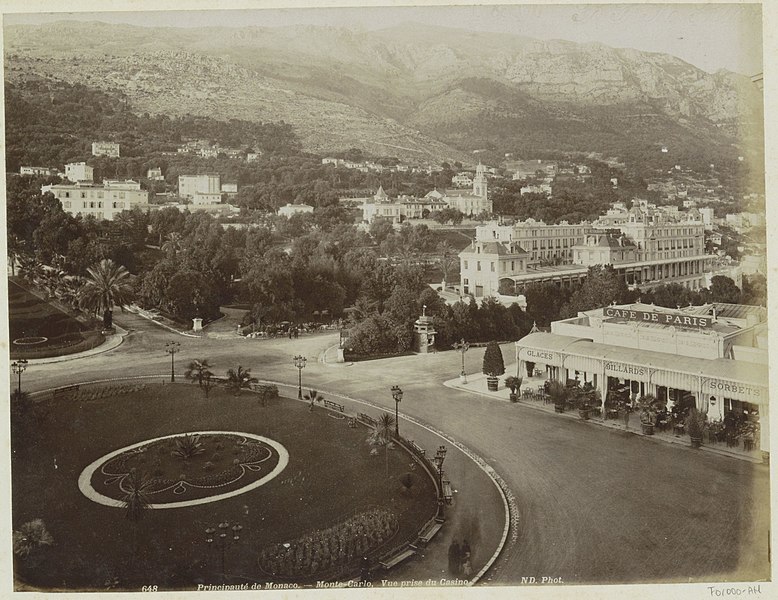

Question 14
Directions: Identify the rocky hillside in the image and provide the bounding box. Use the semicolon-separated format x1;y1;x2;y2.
4;21;763;165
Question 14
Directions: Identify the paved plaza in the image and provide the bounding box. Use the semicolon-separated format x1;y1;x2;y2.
20;312;771;585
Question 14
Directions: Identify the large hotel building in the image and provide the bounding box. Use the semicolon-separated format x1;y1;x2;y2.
460;202;710;297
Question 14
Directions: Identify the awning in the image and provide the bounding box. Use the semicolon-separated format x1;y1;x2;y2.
516;332;588;367
517;334;768;405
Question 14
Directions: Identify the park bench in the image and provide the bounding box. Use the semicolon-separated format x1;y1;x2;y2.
379;547;416;570
407;440;426;457
416;519;444;546
442;479;453;505
53;384;80;400
357;413;376;427
323;399;345;413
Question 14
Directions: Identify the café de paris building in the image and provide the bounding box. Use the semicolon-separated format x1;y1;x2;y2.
515;302;769;455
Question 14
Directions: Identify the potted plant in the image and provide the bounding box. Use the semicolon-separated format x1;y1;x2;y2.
482;341;505;392
504;376;523;402
576;388;595;420
525;361;536;379
546;380;568;413
686;408;706;448
638;394;660;435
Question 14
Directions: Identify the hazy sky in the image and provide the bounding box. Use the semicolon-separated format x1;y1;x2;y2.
2;2;765;75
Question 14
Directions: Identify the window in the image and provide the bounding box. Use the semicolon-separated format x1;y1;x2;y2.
477;261;481;271
64;201;71;209
464;260;469;270
81;192;86;198
65;192;70;198
491;262;495;272
90;201;95;208
511;261;515;270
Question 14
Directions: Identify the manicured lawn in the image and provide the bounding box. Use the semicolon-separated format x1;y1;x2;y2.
11;383;436;591
8;279;102;358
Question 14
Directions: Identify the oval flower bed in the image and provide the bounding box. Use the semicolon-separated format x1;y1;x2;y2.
90;433;281;504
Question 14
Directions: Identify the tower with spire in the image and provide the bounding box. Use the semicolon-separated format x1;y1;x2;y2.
473;162;488;198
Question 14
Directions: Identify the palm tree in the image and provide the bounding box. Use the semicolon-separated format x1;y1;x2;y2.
367;412;395;479
185;359;214;387
13;519;54;558
78;259;134;329
226;365;258;396
161;232;183;258
122;469;152;564
303;389;324;411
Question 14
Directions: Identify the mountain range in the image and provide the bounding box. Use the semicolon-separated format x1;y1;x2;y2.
3;21;764;165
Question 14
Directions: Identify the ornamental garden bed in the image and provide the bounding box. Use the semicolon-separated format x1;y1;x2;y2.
8;279;102;358
12;383;436;591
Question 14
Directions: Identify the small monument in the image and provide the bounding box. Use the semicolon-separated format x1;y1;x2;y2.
413;305;436;354
192;317;203;332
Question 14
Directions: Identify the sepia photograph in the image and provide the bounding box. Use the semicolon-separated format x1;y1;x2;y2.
1;1;773;598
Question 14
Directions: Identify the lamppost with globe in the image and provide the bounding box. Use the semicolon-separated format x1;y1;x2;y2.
453;339;470;383
205;521;242;583
391;385;403;438
165;341;181;382
293;355;307;399
11;359;29;394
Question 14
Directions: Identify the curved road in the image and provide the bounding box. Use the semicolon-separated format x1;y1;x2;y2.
21;312;771;585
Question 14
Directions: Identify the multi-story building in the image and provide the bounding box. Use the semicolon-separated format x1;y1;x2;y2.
451;172;473;187
64;162;94;183
42;180;149;221
460;203;711;297
520;184;552;196
221;183;238;195
91;141;120;157
20;166;55;176
278;203;314;218
178;174;221;203
147;167;164;181
362;187;403;224
360;164;491;224
477;220;589;265
459;238;530;298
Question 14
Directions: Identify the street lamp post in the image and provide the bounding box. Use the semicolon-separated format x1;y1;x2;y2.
433;445;448;518
11;359;29;394
453;339;470;383
205;521;242;583
293;355;307;399
165;341;181;382
391;385;403;438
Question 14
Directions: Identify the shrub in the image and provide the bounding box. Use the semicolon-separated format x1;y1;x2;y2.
254;384;279;406
482;341;505;377
171;434;205;460
399;472;415;491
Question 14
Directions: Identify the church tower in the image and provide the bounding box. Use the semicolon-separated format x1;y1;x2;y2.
473;162;488;198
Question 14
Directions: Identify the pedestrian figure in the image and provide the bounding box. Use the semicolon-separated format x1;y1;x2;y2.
289;329;293;340
622;404;630;430
294;327;299;339
447;539;461;575
462;553;472;578
360;556;370;583
461;539;471;558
